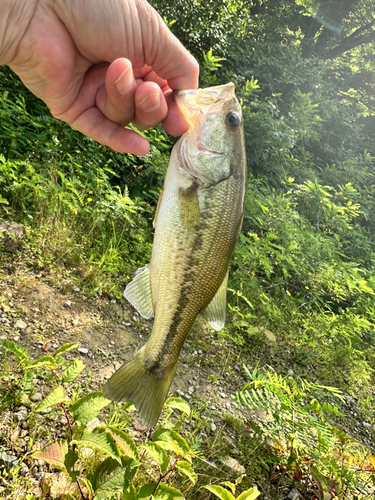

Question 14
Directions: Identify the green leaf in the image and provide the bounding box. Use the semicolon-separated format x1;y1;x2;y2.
64;448;79;481
32;440;68;470
204;485;234;500
70;391;110;425
1;339;30;366
25;355;56;370
55;342;79;356
152;428;190;458
221;482;236;495
164;397;190;417
109;427;139;460
156;485;184;500
137;482;157;499
259;327;276;343
79;477;95;499
236;487;261;500
123;483;137;499
141;442;169;472
60;358;85;384
72;428;121;463
176;460;197;485
35;386;67;413
89;457;128;495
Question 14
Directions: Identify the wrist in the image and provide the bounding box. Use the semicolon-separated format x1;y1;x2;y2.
0;0;38;65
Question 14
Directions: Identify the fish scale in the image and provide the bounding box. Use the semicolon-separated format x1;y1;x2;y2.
103;83;247;427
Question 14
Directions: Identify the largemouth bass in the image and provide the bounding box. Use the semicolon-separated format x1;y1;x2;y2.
103;83;247;427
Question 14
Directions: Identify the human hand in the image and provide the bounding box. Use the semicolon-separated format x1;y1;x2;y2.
0;0;199;155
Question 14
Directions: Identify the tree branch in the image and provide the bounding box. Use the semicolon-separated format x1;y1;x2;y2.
325;28;375;59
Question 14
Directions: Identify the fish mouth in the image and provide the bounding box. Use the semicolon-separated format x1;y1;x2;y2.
174;83;236;126
174;83;235;101
197;149;226;157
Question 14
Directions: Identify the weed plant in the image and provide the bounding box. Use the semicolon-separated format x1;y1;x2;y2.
0;338;260;500
236;367;375;498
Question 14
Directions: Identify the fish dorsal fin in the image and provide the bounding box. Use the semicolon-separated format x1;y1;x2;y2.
124;265;154;319
203;270;229;331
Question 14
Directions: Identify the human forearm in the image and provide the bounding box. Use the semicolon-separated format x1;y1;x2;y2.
0;0;37;65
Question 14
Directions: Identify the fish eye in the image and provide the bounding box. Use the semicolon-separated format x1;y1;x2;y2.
225;112;241;129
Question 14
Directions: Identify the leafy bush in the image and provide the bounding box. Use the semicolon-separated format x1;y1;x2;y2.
236;367;374;498
0;338;260;500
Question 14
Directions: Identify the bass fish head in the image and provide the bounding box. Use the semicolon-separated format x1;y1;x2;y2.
175;83;245;185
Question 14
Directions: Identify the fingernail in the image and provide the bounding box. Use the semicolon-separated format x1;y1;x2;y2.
115;66;133;95
137;92;161;112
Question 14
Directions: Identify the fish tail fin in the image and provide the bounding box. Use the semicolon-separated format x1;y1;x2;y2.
103;346;177;428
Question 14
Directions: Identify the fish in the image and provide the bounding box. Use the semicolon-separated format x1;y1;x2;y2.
103;82;247;428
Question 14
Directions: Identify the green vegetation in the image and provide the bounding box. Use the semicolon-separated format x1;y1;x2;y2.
0;338;260;500
1;0;375;498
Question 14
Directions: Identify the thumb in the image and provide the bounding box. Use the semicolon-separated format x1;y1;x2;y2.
137;1;199;90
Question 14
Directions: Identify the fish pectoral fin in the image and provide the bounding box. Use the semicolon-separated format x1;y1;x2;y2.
179;183;200;229
153;187;164;228
124;265;154;319
103;346;178;429
202;270;229;331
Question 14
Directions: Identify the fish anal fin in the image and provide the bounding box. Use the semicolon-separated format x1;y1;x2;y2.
179;182;200;229
124;265;154;319
103;346;177;428
203;270;229;331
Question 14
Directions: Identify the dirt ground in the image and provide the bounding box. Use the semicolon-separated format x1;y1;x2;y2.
1;262;374;499
0;264;247;400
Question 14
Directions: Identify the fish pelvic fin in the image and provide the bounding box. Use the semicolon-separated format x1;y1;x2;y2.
124;265;154;319
203;269;229;331
103;346;177;428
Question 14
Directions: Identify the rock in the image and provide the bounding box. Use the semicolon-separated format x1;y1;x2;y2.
111;299;117;304
0;450;17;468
14;320;28;330
31;392;43;403
72;286;81;292
86;418;100;431
133;417;148;432
64;300;72;308
287;489;301;500
220;392;226;398
287;368;294;376
19;462;30;476
17;438;27;450
188;386;194;395
210;423;217;432
14;407;28;422
40;407;52;415
226;402;231;410
221;456;246;476
78;347;88;355
10;428;20;443
363;421;371;429
0;221;26;253
43;471;79;497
